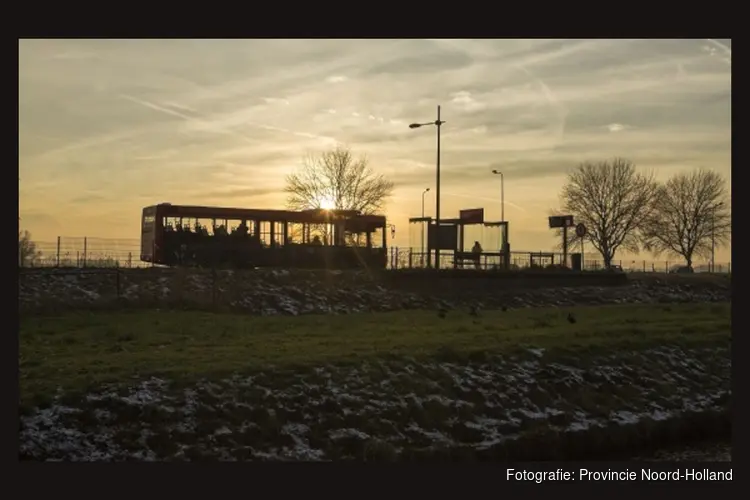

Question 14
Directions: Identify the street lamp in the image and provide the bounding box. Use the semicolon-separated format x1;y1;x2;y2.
421;187;430;267
421;187;430;218
491;170;505;222
409;105;445;269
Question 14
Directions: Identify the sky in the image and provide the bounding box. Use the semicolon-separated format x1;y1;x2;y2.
18;38;732;263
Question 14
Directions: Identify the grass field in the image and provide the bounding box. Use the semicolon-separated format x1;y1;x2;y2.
20;301;731;460
20;302;731;410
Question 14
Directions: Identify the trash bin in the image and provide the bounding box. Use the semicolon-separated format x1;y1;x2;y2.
571;253;582;271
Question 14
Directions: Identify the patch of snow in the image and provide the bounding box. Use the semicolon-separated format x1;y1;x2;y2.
330;428;370;440
612;410;640;425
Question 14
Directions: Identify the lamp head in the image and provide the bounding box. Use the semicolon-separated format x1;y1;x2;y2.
409;123;422;129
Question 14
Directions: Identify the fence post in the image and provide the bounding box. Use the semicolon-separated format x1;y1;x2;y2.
395;248;399;269
642;260;646;272
128;252;132;268
83;237;88;268
116;269;121;299
56;236;61;267
408;249;413;269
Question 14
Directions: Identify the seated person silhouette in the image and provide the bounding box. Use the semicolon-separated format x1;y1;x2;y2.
311;235;323;245
471;241;483;269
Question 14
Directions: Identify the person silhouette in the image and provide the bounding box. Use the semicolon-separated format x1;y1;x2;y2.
471;241;483;269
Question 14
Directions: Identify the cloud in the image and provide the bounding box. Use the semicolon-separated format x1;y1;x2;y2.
450;91;486;111
18;39;731;259
606;123;630;133
200;186;281;200
326;75;347;83
18;211;62;233
263;97;289;105
69;193;109;204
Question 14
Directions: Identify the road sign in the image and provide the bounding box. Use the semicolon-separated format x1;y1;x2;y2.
460;208;484;224
575;223;587;238
548;215;574;229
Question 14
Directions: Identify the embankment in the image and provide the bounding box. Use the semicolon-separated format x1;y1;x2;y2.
18;268;730;315
20;343;730;461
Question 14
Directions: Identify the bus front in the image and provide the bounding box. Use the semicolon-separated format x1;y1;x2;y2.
140;206;158;263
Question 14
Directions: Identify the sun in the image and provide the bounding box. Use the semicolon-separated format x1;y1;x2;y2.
319;197;336;210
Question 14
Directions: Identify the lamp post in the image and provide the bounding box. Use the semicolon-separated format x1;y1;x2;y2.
421;187;430;267
491;170;505;222
409;105;445;269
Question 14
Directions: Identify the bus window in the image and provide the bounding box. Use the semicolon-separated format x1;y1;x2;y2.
142;214;156;230
195;218;212;236
287;223;304;244
309;223;330;246
371;226;385;248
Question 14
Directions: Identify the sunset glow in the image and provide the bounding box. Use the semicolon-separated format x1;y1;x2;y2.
19;39;731;262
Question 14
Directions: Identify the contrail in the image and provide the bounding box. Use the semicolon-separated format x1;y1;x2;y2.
119;94;255;145
120;94;335;145
32;129;140;160
391;191;527;214
443;191;527;212
704;39;731;65
515;64;568;145
705;39;731;56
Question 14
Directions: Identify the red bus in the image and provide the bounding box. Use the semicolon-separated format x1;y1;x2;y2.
140;203;388;270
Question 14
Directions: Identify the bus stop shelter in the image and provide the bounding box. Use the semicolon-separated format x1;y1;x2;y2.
408;208;510;269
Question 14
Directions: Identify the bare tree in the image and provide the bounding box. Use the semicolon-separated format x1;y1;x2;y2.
641;168;730;270
285;145;394;215
558;158;659;268
18;230;42;267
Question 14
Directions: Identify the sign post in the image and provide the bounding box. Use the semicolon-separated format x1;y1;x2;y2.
548;215;575;268
575;223;587;270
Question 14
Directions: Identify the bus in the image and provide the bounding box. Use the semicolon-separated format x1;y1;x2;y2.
140;203;388;270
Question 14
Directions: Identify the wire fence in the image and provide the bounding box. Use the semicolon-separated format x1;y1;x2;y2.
386;249;730;274
21;236;731;274
27;237;149;268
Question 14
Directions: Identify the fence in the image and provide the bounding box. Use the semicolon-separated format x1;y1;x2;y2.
20;236;731;274
389;248;730;274
26;237;149;268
